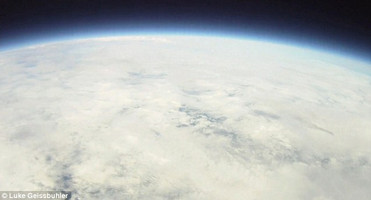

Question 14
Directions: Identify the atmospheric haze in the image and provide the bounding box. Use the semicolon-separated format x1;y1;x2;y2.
0;36;370;200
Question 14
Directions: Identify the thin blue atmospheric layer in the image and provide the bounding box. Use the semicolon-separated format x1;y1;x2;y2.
1;27;370;70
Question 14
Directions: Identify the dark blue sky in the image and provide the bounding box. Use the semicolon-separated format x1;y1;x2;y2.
1;0;370;60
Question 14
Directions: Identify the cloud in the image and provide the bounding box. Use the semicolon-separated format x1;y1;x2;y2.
0;36;370;199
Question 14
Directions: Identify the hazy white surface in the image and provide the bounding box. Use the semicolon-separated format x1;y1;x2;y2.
0;36;370;200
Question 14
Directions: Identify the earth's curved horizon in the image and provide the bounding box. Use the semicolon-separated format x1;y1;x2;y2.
0;35;370;200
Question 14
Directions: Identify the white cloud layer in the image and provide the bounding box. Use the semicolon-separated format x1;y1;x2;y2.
0;36;370;200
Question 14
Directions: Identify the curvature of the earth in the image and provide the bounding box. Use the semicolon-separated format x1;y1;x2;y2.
0;36;370;200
